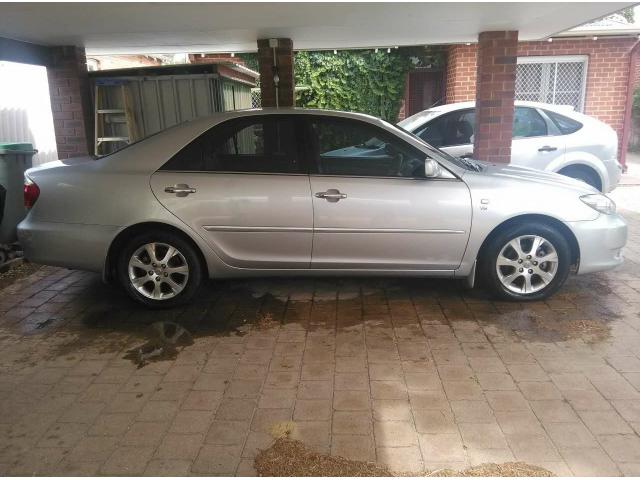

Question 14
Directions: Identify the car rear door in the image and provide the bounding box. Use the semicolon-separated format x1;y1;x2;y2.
509;107;566;169
150;114;313;269
305;115;472;270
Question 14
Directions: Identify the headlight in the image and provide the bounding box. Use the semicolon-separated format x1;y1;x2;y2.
580;194;616;215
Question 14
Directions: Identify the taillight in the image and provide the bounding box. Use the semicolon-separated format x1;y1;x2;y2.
24;176;40;208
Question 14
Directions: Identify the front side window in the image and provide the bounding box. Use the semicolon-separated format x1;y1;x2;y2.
308;117;426;178
161;115;301;173
415;109;475;148
513;107;547;138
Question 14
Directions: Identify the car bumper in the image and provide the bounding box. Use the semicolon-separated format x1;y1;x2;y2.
17;217;118;273
568;213;627;275
604;160;623;192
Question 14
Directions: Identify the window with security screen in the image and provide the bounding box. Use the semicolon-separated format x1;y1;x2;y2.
515;56;588;112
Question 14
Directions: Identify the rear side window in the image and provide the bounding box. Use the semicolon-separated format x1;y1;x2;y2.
513;107;547;138
161;115;302;173
544;110;583;135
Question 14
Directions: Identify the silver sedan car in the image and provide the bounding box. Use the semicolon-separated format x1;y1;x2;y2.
18;108;627;307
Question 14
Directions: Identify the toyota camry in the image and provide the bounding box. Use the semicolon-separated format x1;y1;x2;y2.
18;108;627;307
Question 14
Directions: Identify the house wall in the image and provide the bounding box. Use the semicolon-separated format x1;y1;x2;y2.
444;37;638;156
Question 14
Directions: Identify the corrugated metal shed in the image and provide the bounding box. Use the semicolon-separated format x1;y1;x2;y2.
89;62;258;155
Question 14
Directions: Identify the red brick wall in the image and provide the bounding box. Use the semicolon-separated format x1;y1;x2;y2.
445;37;638;156
473;31;518;163
47;46;93;159
445;44;477;103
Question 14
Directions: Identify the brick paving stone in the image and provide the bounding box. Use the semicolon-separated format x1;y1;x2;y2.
101;446;155;475
290;420;331;447
206;420;250;445
413;409;458;434
332;410;372;435
374;421;418;447
331;434;376;462
373;398;412;421
560;447;621;476
192;444;243;474
333;390;370;411
170;410;214;434
578;410;634;435
418;432;466;463
155;433;204;460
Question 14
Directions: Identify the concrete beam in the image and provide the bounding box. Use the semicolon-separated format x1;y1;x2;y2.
0;36;51;66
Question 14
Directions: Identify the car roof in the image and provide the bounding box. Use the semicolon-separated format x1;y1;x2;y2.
398;100;581;131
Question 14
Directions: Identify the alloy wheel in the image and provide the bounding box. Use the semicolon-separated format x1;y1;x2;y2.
128;242;189;300
495;235;559;295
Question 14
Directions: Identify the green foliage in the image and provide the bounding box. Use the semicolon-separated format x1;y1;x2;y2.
293;49;414;122
633;85;640;116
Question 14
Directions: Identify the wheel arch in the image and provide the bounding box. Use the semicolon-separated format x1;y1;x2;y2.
103;221;209;283
477;214;580;267
557;163;603;192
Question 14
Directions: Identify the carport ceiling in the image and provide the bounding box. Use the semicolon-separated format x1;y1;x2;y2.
0;2;634;55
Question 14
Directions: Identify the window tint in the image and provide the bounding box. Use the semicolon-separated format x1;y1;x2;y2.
512;107;547;138
415;110;475;148
161;116;301;173
308;118;426;178
544;110;583;135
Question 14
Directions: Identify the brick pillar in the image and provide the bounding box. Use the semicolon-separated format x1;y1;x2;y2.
47;46;93;158
445;44;478;103
257;38;294;107
473;31;518;163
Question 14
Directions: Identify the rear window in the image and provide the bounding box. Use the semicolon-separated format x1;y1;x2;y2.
545;110;583;135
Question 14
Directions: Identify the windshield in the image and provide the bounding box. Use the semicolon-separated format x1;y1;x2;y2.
398;110;441;132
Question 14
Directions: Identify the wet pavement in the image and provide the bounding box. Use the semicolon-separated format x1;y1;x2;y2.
0;186;639;476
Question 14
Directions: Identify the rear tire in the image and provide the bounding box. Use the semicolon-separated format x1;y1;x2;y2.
479;222;571;301
117;230;202;308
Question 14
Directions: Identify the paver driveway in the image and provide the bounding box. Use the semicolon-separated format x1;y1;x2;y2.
1;185;640;476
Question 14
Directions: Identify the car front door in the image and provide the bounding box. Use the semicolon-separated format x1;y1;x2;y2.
150;114;313;269
305;116;472;271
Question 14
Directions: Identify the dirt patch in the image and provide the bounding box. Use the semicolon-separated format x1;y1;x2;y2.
254;438;554;477
0;260;41;290
255;438;391;477
533;316;610;343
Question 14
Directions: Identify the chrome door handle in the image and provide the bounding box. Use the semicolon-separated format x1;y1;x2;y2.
165;184;196;196
315;189;347;202
538;145;558;152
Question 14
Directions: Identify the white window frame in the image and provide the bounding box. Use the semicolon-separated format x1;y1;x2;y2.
516;55;589;112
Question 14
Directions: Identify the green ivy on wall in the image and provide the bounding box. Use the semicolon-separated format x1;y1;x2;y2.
237;47;445;122
294;50;413;122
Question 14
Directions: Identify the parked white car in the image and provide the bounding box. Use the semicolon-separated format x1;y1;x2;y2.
399;101;622;192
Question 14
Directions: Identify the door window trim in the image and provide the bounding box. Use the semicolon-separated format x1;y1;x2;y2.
157;113;310;175
302;114;452;181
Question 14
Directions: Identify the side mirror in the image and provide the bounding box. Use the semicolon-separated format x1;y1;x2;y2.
424;158;441;178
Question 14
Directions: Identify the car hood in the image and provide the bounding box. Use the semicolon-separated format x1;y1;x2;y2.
471;161;598;194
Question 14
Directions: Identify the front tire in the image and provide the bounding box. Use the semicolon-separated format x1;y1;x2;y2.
479;222;571;301
117;231;203;308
